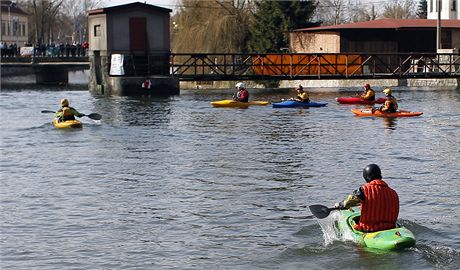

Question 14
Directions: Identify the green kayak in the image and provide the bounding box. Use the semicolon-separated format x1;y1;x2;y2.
336;206;416;251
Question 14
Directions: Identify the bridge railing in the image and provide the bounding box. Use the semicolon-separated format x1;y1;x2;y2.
170;52;460;81
2;52;459;80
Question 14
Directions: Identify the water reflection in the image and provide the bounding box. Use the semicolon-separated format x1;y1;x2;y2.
91;95;174;126
383;117;398;130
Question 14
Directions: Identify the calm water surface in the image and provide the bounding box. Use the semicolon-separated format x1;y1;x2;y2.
1;86;459;269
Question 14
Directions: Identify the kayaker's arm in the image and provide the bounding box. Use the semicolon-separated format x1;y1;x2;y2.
71;107;85;118
337;187;365;209
55;109;63;118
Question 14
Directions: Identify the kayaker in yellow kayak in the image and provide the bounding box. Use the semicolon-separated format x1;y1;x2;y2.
377;88;398;113
360;83;375;101
335;164;399;232
233;82;249;102
292;85;310;102
55;98;85;122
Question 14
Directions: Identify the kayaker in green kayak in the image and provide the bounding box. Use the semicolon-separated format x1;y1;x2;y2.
233;82;249;102
335;164;399;232
55;98;85;122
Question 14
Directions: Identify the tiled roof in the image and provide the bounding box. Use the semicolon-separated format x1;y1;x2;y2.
0;0;28;15
293;18;460;31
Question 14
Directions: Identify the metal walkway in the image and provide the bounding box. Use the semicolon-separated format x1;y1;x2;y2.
170;52;460;81
2;53;459;81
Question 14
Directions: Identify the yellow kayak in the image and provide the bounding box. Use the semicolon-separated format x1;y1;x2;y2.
211;99;269;108
53;119;83;129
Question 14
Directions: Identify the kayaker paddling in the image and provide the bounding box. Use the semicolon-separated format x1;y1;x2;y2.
55;99;85;122
359;83;375;101
334;164;399;232
233;82;249;102
292;85;310;103
376;88;398;113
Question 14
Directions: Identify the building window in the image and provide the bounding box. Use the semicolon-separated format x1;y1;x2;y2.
441;30;452;49
430;0;433;12
452;0;456;11
1;21;5;36
94;24;101;37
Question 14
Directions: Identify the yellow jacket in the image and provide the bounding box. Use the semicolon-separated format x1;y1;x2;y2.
361;89;375;100
380;96;398;113
296;92;310;102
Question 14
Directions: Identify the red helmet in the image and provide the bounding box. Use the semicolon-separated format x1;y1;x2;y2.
364;83;370;89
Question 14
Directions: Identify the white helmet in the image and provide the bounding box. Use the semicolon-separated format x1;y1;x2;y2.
235;82;245;89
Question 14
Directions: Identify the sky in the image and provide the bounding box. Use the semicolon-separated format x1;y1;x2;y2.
106;0;178;11
105;0;391;14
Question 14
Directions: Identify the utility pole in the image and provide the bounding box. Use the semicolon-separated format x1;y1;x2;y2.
436;0;441;51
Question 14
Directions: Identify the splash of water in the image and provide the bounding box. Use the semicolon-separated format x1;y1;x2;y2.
316;211;355;246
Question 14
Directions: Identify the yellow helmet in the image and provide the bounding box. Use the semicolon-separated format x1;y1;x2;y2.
383;88;392;95
60;98;69;107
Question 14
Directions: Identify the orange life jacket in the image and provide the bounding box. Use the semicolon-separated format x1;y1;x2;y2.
355;179;399;232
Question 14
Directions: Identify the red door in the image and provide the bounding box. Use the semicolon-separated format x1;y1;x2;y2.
129;17;147;51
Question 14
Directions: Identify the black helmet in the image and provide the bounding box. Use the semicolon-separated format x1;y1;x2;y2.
363;164;382;182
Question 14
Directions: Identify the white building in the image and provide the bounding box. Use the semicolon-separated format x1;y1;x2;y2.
427;0;460;19
0;0;28;45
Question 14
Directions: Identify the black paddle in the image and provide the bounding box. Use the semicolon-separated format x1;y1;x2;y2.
309;204;341;219
41;110;102;120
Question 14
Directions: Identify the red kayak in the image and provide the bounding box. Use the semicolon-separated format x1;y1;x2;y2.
336;97;387;105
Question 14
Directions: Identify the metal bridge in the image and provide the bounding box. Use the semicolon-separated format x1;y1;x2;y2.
170;52;460;81
1;53;460;81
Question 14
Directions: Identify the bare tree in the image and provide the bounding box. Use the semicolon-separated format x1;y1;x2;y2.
61;0;105;43
382;0;417;19
23;0;104;45
314;0;347;25
26;0;64;44
347;0;378;22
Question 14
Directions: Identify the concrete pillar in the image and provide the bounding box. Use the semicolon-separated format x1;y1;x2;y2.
35;66;69;85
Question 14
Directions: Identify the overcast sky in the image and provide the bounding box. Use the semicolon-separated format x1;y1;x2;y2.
106;0;177;10
106;0;391;13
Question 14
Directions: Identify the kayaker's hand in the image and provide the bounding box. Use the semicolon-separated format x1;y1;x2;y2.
334;202;346;210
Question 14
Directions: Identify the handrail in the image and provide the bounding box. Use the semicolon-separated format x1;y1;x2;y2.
170;52;460;81
2;52;459;80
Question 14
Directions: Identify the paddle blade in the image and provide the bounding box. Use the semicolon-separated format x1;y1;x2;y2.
86;113;102;120
41;110;55;113
309;204;335;219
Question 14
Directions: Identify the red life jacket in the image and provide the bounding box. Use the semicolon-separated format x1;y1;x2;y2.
355;179;399;232
237;89;249;102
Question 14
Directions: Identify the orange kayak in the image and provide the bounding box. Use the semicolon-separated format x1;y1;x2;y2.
351;109;423;117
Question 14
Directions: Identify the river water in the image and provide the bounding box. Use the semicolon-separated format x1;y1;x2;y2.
1;86;459;269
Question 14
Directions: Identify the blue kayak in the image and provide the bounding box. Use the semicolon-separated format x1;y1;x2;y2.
272;100;328;108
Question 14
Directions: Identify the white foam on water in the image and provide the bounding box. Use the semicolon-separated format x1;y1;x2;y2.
316;211;356;246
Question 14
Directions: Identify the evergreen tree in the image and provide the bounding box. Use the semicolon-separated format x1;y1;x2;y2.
417;0;427;19
248;0;316;53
